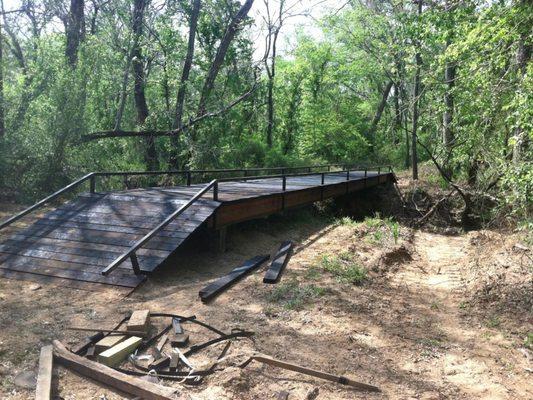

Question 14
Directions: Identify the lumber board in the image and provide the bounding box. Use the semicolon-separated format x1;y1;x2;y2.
263;241;293;283
52;340;177;400
35;345;53;400
0;269;131;293
199;255;269;302
0;255;145;287
95;335;126;353
127;310;150;333
97;336;142;367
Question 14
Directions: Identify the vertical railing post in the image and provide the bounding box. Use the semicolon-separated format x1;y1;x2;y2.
89;175;96;194
213;181;219;201
321;172;325;185
346;169;350;180
130;253;141;275
282;175;287;191
378;167;381;175
187;171;191;186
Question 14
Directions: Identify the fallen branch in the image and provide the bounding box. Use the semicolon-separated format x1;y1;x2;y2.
82;81;259;142
414;190;453;226
240;354;380;392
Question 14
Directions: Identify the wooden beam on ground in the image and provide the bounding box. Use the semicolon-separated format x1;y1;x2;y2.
199;255;269;302
263;241;293;284
240;354;380;392
97;336;143;367
35;345;53;400
95;335;126;353
52;340;177;400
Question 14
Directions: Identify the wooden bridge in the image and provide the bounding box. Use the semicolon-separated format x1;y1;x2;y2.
0;165;395;292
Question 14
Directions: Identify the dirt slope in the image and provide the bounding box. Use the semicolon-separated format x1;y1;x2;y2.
0;205;531;399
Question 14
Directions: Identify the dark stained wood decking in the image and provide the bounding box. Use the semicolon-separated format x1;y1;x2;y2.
0;170;393;292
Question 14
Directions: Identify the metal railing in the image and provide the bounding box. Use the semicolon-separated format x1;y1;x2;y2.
0;164;394;233
0;173;97;231
101;179;219;276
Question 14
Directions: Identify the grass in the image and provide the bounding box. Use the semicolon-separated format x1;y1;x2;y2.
266;280;326;310
319;251;368;285
486;315;501;328
524;332;533;350
363;213;401;244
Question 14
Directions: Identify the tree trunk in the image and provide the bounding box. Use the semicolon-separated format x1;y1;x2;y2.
0;20;5;138
114;49;132;131
170;0;201;168
368;79;393;148
512;0;531;163
411;0;423;180
393;83;401;144
65;0;85;67
443;39;456;172
196;0;254;118
266;26;280;148
132;0;158;170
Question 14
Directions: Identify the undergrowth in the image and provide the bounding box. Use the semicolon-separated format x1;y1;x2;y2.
266;280;326;310
319;252;368;285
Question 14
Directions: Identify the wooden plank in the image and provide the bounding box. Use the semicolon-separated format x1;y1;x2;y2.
7;226;183;251
95;335;126;353
0;255;145;287
3;235;168;259
0;246;162;272
199;255;269;302
0;240;165;271
52;340;177;400
97;336;143;367
35;345;53;400
71;332;105;355
0;269;130;293
127;310;150;333
263;241;293;284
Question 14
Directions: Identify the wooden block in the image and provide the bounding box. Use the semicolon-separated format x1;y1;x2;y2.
85;346;96;360
36;345;53;400
52;340;176;400
169;353;179;372
149;356;170;370
171;317;183;334
264;241;293;284
127;310;150;333
95;335;126;353
97;336;142;367
170;333;189;348
71;332;104;355
155;333;168;352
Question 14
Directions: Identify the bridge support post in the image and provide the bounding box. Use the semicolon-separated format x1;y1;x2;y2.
209;226;227;253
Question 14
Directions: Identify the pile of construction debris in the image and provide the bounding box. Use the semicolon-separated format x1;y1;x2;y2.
33;241;380;399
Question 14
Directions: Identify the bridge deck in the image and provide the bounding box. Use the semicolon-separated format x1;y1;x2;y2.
0;169;393;292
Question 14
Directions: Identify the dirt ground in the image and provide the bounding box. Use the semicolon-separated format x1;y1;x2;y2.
0;183;531;399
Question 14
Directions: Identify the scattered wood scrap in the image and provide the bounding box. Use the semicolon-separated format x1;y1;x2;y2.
98;336;143;367
128;310;151;334
67;327;147;337
35;345;53;400
199;255;270;302
263;241;293;284
170;318;189;347
95;334;126;353
240;354;380;392
52;340;177;400
71;332;104;355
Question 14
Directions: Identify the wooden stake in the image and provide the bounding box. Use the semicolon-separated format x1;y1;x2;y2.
240;354;380;392
35;345;53;400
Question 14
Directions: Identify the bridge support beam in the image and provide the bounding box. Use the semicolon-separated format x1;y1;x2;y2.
208;226;227;253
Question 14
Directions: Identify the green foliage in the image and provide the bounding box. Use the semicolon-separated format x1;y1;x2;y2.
319;252;368;285
363;214;401;244
0;0;530;227
266;280;326;310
